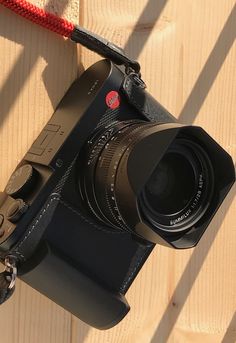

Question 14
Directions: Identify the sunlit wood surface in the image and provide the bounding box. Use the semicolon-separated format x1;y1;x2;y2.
0;1;235;342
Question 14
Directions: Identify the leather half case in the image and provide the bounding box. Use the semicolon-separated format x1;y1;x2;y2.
16;165;154;329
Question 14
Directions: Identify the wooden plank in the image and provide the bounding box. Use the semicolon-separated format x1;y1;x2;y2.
0;1;79;342
0;0;235;342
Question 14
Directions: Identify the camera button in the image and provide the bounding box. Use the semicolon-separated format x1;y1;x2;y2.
7;200;28;223
28;146;44;156
6;164;37;198
45;124;60;132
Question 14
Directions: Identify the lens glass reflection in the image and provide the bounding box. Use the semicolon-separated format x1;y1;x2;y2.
143;151;196;216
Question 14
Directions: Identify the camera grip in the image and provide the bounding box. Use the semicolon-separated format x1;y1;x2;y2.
19;242;130;330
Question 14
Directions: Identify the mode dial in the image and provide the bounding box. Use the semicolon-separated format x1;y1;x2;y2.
5;164;37;198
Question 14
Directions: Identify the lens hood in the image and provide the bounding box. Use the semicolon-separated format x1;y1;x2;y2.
115;123;235;248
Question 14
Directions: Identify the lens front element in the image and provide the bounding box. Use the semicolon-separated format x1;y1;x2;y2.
139;139;214;233
143;148;196;215
79;121;216;244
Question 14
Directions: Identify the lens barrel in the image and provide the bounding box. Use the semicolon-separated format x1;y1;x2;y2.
79;120;151;232
78;120;219;244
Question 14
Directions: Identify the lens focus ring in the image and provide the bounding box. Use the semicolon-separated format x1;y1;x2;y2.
95;122;150;231
78;120;214;241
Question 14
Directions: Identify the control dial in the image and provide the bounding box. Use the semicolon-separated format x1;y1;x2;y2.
7;199;28;223
5;164;37;198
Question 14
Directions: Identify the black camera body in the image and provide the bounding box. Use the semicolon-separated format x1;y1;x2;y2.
0;59;234;329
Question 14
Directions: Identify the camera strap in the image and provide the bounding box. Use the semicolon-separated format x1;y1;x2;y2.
71;26;140;74
0;0;141;74
0;256;17;304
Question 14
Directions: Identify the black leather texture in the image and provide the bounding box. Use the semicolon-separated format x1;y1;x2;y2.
122;73;177;123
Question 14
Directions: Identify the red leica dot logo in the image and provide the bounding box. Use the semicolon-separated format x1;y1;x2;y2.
106;91;120;109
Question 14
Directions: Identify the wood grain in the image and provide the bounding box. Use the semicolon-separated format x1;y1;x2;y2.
0;0;235;342
0;1;78;342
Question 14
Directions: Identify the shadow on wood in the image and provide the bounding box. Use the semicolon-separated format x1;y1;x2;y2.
151;177;235;343
150;6;236;341
0;0;77;129
0;1;89;341
72;317;90;343
222;312;236;343
178;4;236;124
124;0;168;59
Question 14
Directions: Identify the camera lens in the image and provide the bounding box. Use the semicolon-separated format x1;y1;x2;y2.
79;120;152;232
79;121;214;237
139;138;214;233
143;148;196;215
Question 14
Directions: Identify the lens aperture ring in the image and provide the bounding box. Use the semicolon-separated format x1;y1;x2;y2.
95;121;157;231
79;121;134;227
79;120;145;230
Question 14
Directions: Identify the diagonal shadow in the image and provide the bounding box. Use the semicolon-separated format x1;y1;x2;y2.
151;181;235;343
71;316;90;343
124;0;169;59
178;4;236;124
222;312;236;343
0;25;38;129
0;1;89;342
0;0;77;130
0;1;235;341
150;5;236;342
0;0;168;130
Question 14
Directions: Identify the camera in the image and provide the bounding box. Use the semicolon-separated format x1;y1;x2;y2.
0;59;234;329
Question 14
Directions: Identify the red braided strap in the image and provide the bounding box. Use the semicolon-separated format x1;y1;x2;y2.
0;0;75;37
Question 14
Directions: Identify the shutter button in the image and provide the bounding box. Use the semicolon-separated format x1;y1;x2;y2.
7;199;28;223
